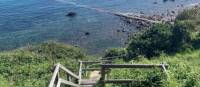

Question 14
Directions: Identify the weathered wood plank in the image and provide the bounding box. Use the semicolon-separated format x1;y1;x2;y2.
56;78;62;87
161;64;168;76
79;61;83;85
59;64;80;79
101;64;168;68
49;63;60;87
82;68;101;71
59;78;80;87
81;61;101;64
81;79;98;85
100;67;106;87
104;79;146;83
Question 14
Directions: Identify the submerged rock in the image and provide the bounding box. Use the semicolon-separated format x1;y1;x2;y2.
153;1;158;4
117;29;121;32
85;32;90;36
66;12;77;17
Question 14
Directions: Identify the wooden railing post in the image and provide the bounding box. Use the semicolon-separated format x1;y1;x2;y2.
99;64;169;85
100;67;106;87
78;61;82;85
56;78;61;87
161;63;168;77
49;63;80;87
49;63;60;87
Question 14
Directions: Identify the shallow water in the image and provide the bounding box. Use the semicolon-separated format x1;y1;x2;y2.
0;0;200;54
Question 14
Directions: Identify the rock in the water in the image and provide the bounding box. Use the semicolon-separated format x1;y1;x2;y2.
66;12;77;17
117;29;120;32
85;32;90;35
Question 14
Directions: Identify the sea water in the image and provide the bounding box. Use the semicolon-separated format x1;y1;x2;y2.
0;0;200;54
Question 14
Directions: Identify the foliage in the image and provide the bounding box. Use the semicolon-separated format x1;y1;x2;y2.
127;24;173;58
104;48;127;60
102;7;200;87
171;20;195;51
106;50;200;87
0;41;90;87
0;5;200;87
176;7;200;21
0;75;9;87
125;7;200;59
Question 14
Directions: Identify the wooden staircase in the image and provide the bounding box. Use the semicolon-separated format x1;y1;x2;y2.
80;79;98;87
48;61;102;87
48;60;168;87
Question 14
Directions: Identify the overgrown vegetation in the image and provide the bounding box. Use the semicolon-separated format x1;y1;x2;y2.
0;5;200;87
106;6;200;60
106;51;200;87
104;6;200;87
0;41;93;87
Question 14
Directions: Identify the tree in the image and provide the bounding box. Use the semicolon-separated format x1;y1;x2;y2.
127;24;173;58
171;21;195;52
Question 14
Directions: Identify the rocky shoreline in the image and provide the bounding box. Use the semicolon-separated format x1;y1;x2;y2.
116;3;200;29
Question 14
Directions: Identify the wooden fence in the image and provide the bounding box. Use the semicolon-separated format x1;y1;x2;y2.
49;62;169;87
48;63;80;87
100;64;169;86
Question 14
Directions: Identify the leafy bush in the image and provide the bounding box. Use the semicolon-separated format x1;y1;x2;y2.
176;7;200;21
27;41;85;60
104;48;127;60
171;20;195;52
127;24;173;58
126;15;197;59
0;75;9;87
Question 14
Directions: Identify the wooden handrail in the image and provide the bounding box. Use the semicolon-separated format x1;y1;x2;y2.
56;78;80;87
48;63;80;87
100;63;169;86
49;64;60;87
104;79;146;83
59;64;80;79
81;61;101;63
49;61;169;87
78;61;82;85
101;64;168;68
82;68;101;71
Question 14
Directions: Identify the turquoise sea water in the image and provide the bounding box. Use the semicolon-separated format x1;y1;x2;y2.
0;0;200;54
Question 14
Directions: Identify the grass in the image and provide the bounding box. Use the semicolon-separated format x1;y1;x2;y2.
105;50;200;87
0;41;94;87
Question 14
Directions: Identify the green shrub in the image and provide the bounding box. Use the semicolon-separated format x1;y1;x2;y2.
104;48;127;60
176;7;200;21
127;24;173;58
126;17;197;59
171;20;195;52
0;75;9;87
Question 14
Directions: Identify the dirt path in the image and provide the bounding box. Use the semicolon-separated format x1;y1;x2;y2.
89;71;101;80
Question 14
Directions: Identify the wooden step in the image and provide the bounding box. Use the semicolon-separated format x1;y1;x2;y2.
80;85;93;87
80;79;98;87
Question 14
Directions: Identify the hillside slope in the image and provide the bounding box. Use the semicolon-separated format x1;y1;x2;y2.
0;41;93;87
103;6;200;87
106;50;200;87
